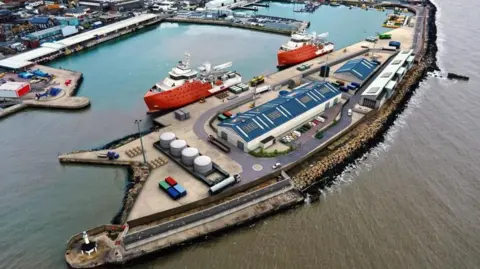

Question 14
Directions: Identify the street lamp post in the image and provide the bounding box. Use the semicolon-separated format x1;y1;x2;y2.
134;119;147;165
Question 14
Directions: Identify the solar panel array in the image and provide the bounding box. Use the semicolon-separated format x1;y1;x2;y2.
219;82;341;142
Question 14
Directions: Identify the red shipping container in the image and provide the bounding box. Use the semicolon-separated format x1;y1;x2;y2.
165;177;177;186
223;111;232;117
0;82;31;98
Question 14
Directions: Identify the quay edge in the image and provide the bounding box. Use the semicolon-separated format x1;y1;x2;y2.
164;17;294;36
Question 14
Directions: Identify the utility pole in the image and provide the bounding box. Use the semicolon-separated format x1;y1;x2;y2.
134;119;147;165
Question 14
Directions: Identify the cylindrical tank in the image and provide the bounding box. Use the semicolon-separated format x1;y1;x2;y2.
160;132;176;148
170;139;187;157
181;147;199;166
194;155;212;175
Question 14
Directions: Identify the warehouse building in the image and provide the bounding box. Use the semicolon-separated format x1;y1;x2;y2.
217;82;342;152
360;50;415;109
333;58;377;85
30;17;57;30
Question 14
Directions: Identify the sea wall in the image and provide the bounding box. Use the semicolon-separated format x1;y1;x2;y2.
164;17;293;36
293;0;438;194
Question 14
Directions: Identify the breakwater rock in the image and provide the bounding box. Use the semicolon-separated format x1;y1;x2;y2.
292;0;439;192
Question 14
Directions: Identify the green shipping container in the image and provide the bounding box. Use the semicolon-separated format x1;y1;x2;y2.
159;181;170;190
218;114;227;121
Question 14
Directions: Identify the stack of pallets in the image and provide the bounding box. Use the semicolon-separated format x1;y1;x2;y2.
148;156;169;169
125;146;143;158
215;92;229;99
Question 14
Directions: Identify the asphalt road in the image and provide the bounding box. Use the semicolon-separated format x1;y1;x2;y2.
123;179;292;245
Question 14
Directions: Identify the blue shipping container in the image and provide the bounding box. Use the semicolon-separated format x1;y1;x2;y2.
167;187;180;200
351;82;361;88
173;184;187;196
389;41;401;48
339;86;349;92
347;85;356;90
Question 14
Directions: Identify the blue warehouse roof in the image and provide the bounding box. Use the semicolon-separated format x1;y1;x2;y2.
334;58;376;80
30;17;52;24
219;82;341;142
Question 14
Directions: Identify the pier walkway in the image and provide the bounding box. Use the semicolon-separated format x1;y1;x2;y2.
123;178;293;247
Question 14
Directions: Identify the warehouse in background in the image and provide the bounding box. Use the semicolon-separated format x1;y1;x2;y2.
79;0;145;11
332;58;378;85
360;50;415;109
217;81;342;152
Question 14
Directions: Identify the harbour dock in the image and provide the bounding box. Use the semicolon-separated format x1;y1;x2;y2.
0;13;168;119
60;2;433;267
0;65;87;119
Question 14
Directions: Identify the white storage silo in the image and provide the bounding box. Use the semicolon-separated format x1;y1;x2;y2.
181;147;199;166
194;155;213;175
170;139;187;157
160;132;176;149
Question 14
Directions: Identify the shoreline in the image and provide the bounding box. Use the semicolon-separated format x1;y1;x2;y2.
62;1;438;267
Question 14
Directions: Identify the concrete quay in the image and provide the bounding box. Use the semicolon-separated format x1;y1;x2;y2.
0;65;89;120
164;17;295;36
65;176;302;268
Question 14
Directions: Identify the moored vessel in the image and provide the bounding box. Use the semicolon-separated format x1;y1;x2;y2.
277;31;334;68
144;53;242;112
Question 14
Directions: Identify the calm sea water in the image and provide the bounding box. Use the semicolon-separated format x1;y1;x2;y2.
1;1;477;268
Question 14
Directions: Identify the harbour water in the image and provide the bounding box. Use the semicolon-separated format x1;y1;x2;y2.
2;1;479;268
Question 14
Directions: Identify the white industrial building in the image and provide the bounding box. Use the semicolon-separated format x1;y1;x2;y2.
361;50;415;109
205;0;235;9
217;82;342;152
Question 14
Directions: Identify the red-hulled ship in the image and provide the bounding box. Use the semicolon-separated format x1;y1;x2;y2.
144;53;242;112
277;31;334;68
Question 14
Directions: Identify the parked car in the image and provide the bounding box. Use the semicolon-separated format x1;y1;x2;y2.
272;162;281;169
347;109;352;116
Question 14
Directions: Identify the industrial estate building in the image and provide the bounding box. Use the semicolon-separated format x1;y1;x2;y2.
217;82;342;152
79;0;145;11
360;49;415;109
333;58;377;85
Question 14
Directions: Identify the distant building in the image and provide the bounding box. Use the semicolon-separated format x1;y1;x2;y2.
25;24;78;43
26;25;63;42
78;0;144;11
56;16;80;26
30;16;56;29
217;81;342;152
333;58;377;85
0;10;15;24
64;7;89;18
205;0;235;9
360;50;415;109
